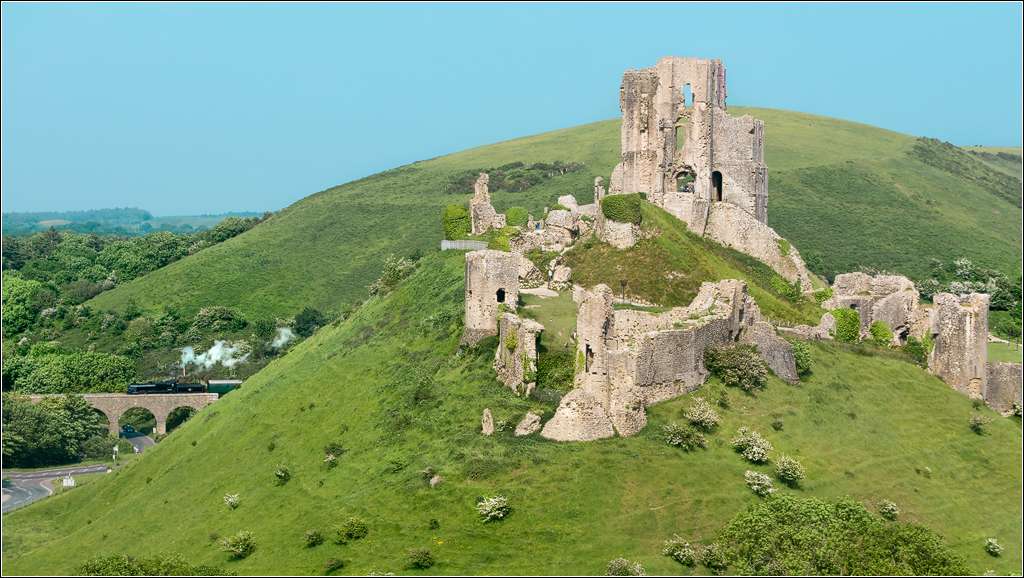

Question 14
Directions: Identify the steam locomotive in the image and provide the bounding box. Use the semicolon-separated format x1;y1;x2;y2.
127;379;238;396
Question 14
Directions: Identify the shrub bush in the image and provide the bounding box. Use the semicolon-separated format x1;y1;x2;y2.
704;345;769;392
274;464;290;484
731;427;773;463
600;193;642;224
442;204;471;240
771;418;785;431
475;495;512;522
223;493;239;509
79;553;230;576
662;422;707;450
335;517;369;543
878;499;900;521
701;543;729;572
985;538;1003;556
499;225;520;238
487;234;511;252
323;558;345;572
774;454;806;483
220;531;256;558
969;413;993;434
745;470;776;496
790;340;812;375
550;203;571;212
408;548;435;569
302;528;324;546
811;287;833;306
683;396;721;431
662;535;698;566
720;494;969;575
869;321;893;346
832;308;860;342
505;207;529;228
605;557;645;576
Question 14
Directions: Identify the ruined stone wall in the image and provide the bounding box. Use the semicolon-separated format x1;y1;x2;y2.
494;313;544;394
985;361;1023;416
462;250;519;344
739;322;799;384
469;173;505;235
928;293;989;398
596;214;638;249
704;202;812;291
825;273;920;340
609;56;766;231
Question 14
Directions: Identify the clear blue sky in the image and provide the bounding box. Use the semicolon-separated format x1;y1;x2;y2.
2;3;1021;215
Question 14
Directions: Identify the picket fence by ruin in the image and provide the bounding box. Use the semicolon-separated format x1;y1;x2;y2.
458;56;1021;440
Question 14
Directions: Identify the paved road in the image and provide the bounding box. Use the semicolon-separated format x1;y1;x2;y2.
122;430;155;453
1;464;111;513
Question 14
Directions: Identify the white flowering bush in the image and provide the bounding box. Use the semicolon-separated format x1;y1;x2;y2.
662;535;698;566
705;344;769;392
220;531;256;558
475;495;512;522
662;422;707;450
774;454;806;483
970;413;994;434
1014;401;1023;417
745;470;776;496
684;397;722;431
731;427;773;463
223;493;239;509
701;542;729;571
334;517;369;543
302;528;324;546
985;538;1003;556
605;557;645;576
878;499;899;520
324;453;339;468
274;464;291;484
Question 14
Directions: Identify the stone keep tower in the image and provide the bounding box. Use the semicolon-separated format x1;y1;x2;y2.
610;56;768;233
461;250;519;344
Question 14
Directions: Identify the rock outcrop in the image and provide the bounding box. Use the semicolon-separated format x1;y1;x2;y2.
481;408;494;436
514;411;543;436
704;202;811;291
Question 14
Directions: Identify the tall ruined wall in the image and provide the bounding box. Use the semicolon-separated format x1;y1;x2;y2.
469;174;505;236
494;313;544;395
928;293;989;398
461;250;519;344
609;56;767;231
985;361;1023;416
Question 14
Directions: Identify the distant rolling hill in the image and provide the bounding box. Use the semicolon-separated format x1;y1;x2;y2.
80;108;1021;321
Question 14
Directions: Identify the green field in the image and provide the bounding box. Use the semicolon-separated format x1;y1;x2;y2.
988;341;1024;364
3;251;1020;576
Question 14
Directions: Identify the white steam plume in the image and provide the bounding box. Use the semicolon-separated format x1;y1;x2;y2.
180;340;250;369
271;327;295;349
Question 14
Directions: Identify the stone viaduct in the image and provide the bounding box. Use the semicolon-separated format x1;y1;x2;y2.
28;393;219;435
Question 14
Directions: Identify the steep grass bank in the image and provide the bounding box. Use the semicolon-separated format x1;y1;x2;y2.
3;251;1020;575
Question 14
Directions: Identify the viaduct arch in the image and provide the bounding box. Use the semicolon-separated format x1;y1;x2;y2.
27;393;219;435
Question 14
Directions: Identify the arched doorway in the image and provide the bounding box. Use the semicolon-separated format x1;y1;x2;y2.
675;170;696;194
496;289;506;303
712;171;723;201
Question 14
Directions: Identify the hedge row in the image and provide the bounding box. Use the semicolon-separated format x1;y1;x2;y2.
600;193;642;224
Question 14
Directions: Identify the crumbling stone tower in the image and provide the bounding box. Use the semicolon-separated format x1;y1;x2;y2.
461;250;519;344
610;56;768;232
927;293;990;399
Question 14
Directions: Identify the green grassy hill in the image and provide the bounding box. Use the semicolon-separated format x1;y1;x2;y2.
4;250;1020;575
77;108;1021;324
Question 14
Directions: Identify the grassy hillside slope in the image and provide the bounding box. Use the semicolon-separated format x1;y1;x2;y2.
78;108;1021;324
4;251;1020;575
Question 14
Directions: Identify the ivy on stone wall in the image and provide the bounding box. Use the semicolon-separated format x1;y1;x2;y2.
442;205;471;240
600;193;642;224
832;308;860;342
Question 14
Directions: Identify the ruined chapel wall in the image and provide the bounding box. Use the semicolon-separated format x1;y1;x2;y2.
494;313;544;393
710;108;768;221
739;321;799;384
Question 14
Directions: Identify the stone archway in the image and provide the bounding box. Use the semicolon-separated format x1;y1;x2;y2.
28;393;219;435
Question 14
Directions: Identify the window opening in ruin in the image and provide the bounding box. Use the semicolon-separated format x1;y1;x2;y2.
683;84;692;108
712;171;723;201
496;289;505;303
675;118;690;151
849;303;858;311
586;344;594;372
676;170;696;194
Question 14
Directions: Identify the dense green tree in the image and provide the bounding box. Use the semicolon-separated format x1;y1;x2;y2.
719;494;970;575
2;273;44;337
